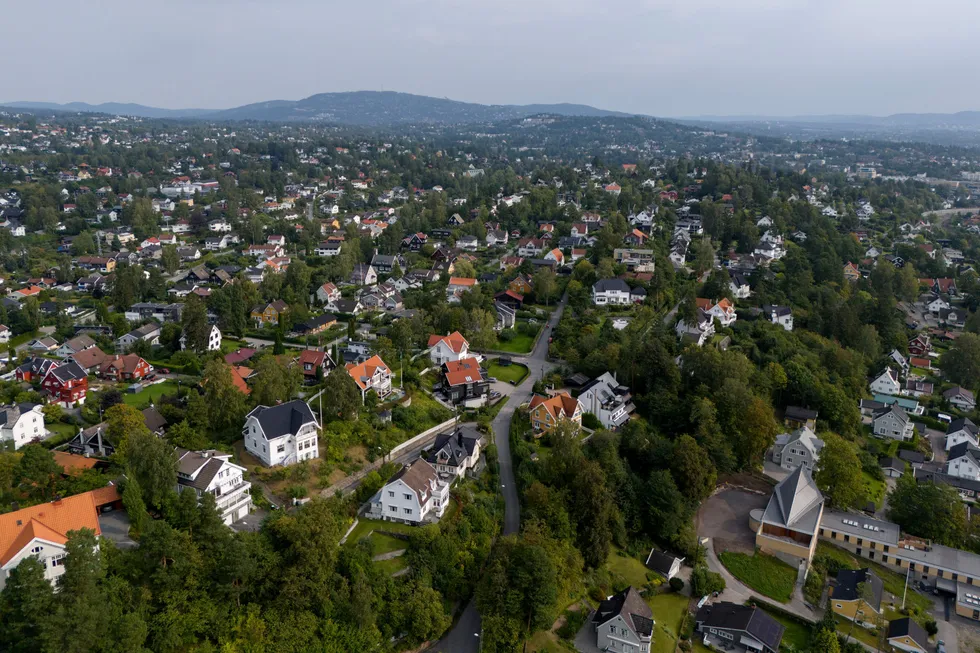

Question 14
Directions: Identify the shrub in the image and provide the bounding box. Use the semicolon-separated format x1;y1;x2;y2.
582;413;602;430
924;619;938;636
556;609;588;640
286;485;308;499
669;576;685;592
690;565;725;597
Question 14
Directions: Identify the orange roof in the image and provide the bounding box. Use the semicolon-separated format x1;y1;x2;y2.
529;392;580;422
448;277;477;287
52;451;99;474
345;355;390;390
444;357;483;386
910;357;931;368
428;331;469;353
716;298;734;311
230;365;253;395
696;298;713;311
0;489;111;565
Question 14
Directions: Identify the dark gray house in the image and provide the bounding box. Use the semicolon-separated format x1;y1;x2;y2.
695;602;784;653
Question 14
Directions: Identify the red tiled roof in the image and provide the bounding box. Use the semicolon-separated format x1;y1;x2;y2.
428;331;469;353
444;357;483;386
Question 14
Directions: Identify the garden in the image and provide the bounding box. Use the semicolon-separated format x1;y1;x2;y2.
486;358;529;385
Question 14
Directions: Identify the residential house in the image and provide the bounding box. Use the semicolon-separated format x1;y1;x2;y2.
903;379;934;398
771;426;824;472
0;487;120;592
55;334;96;359
729;271;751;299
442;357;489;406
446;277;478;303
695;603;784;653
946;442;980;481
784;406;818;431
577;372;635;430
0;325;9;344
517;238;544;258
697;298;737;327
754;465;824;568
402;232;428;251
529;393;582;435
99;354;152;382
314;241;343;257
242;400;320;467
881;457;906;478
349;264;378;286
427;331;473;366
843;262;861;282
457;235;479;252
250;299;289;328
425;426;483;479
645;549;684;581
623;229;648;247
295;313;337;336
945;387;976;412
181;324;222;352
889;349;910;375
675;309;716;347
27;336;59;353
870;368;902;396
0;403;45;450
873;406;914;441
509;274;533;296
15;357;60;383
762;304;793;331
372;459;449;524
176;449;252;525
371;252;404;275
592;587;654;653
886;618;929;653
486;230;508;247
543;248;564;266
592;278;632;306
316;282;342;304
41;361;88;408
908;335;931;357
346;355;392;402
830;569;883;623
297;349;334;384
613;249;655;273
116;323;161;351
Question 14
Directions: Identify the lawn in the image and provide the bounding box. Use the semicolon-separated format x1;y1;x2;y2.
863;471;887;508
375;556;409;576
487;359;529;384
9;331;34;348
343;517;418;545
762;609;811;651
603;549;652;589
647;592;690;653
122;380;180;407
833;615;892;651
717;551;797;603
495;331;536;353
44;422;77;447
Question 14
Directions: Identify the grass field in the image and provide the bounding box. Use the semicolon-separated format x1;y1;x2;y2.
648;592;690;653
717;551;797;603
603;549;652;588
487;360;529;384
45;422;77;447
122;380;179;406
375;556;409;576
863;471;887;508
495;331;536;353
762;609;812;651
344;517;418;545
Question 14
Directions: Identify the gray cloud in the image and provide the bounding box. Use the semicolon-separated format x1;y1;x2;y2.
6;0;980;116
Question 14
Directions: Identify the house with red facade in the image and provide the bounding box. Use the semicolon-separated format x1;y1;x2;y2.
15;357;60;383
99;354;152;381
41;361;88;407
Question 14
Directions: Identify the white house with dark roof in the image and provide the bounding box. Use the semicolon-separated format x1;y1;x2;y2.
577;372;635;430
870;368;902;396
175;449;252;525
695;602;784;653
771;426;824;472
592;586;654;653
762;304;793;331
425;426;483;479
947;418;980;451
945;387;976;412
242;400;320;467
372;459;449;524
947;443;980;481
592;279;632;306
0;403;45;450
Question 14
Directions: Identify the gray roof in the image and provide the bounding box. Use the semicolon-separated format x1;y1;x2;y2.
834;569;884;610
762;465;824;534
873;405;909;425
592;587;654;637
774;426;824;455
428;426;481;468
948;418;979;435
175;449;227;491
879;457;905;471
246;400;317;440
695;602;784;652
593;278;631;293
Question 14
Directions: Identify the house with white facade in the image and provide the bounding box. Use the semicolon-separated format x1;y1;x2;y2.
762;305;793;331
675;309;716;347
345;355;392;402
944;387;976;412
0;403;45;450
372;459;450;525
425;426;483;480
577;372;635;430
771;426;824;472
427;331;474;366
242;400;320;467
592;279;632;306
697;298;737;327
181;324;222;352
729;271;751;299
870;368;902;396
176;449;252;525
592;587;654;653
946;443;980;481
946;418;980;451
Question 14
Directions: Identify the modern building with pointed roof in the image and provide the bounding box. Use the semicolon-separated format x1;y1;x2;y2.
754;465;825;570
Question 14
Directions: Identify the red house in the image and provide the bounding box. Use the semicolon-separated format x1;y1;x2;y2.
41;361;88;408
99;354;152;381
16;357;60;383
297;349;334;384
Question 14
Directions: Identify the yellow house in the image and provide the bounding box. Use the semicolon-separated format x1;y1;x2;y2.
886;618;929;653
956;584;980;622
251;299;288;328
754;465;824;569
830;568;882;623
529;393;582;436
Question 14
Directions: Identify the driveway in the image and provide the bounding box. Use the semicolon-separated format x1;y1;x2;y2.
697;489;768;554
231;508;269;533
98;509;137;549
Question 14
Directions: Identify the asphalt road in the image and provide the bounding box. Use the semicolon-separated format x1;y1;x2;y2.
429;293;568;653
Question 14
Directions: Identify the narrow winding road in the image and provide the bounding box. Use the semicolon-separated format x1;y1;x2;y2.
429;294;568;653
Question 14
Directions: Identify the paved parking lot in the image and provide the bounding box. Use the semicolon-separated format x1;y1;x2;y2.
697;489;768;554
98;509;137;549
231;508;269;533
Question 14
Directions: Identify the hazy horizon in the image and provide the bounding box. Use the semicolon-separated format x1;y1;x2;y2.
7;0;980;117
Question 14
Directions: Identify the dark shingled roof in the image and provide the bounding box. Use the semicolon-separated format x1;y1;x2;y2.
696;602;784;652
834;569;883;611
246;400;317;440
887;617;928;648
592;587;654;637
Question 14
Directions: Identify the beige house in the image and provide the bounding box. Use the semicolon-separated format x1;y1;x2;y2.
753;465;824;571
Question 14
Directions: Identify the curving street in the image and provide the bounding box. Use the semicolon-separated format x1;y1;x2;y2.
429;294;568;653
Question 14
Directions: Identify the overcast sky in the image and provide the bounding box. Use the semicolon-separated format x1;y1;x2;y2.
7;0;980;117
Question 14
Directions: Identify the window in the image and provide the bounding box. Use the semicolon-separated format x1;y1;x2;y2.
51;555;66;567
404;493;412;500
388;491;394;498
277;444;285;453
389;506;397;512
403;508;412;515
31;546;42;554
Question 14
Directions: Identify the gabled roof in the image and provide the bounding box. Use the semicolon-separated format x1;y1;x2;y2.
444;357;483;386
529;393;580;422
387;459;438;503
46;361;87;383
246;400;318;440
592;587;654;637
948;442;980;466
834;568;883;610
887;617;928;648
695;602;784;652
774;426;824;455
428;331;469;353
873;405;910;425
948;417;979;436
345;355;390;390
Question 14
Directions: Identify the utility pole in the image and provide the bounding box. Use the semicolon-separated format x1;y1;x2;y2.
902;565;910;609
